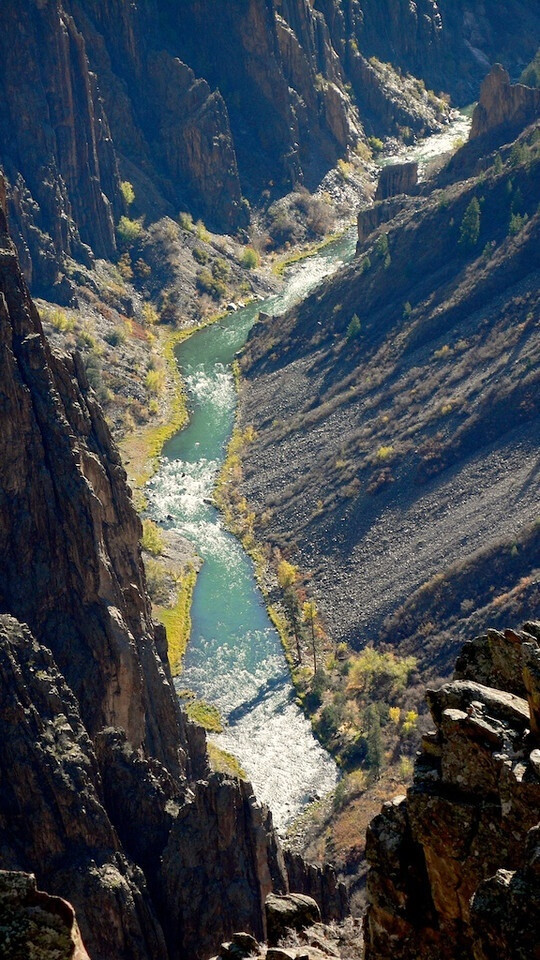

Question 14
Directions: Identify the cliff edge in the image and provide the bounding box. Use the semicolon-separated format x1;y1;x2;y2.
364;621;540;960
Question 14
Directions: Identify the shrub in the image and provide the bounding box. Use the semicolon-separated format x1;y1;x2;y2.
346;647;416;701
134;258;151;280
120;180;135;207
117;252;133;279
374;233;389;257
241;246;259;269
145;369;165;395
105;326;127;347
196;220;210;242
376;445;394;461
368;136;384;155
196;268;226;300
117;216;144;247
48;308;75;332
142;303;159;325
178;211;194;232
212;257;230;281
277;559;297;589
520;48;540;87
145;559;169;604
346;314;361;340
509;211;528;235
304;668;328;711
192;246;208;264
141;518;164;556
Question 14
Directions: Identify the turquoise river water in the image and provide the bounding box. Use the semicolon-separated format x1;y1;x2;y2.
146;115;471;831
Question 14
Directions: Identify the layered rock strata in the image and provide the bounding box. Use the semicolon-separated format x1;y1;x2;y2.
364;622;540;960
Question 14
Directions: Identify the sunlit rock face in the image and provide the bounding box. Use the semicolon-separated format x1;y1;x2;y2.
364;622;540;960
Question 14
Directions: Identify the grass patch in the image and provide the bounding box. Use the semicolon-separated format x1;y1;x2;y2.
207;742;247;779
120;309;236;498
141;518;164;556
185;698;224;732
154;565;198;675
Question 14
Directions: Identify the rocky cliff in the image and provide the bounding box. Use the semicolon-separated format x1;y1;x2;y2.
364;621;540;960
0;188;348;959
470;63;540;143
1;0;452;293
0;0;121;295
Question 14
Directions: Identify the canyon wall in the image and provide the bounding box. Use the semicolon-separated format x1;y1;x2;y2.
7;0;529;292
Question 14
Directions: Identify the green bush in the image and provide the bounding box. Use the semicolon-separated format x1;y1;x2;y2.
196;268;226;300
120;180;135;207
178;211;194;232
241;246;259;269
141;519;164;556
368;136;384;155
105;326;126;347
117;216;143;247
192;246;208;264
212;257;230;281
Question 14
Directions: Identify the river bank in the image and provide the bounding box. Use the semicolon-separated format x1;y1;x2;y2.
121;111;472;834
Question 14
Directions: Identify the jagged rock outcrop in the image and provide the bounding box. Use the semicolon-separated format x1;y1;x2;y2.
364;622;540;960
356;195;422;246
470;63;540;142
0;871;91;960
283;850;349;922
375;162;418;201
266;893;321;946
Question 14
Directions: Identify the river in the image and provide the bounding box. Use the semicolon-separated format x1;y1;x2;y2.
146;113;471;832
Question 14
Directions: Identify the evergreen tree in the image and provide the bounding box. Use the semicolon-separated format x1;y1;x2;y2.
458;197;481;248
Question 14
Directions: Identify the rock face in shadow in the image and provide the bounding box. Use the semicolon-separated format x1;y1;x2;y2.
0;195;185;775
363;622;540;960
1;0;454;291
0;0;121;295
0;189;340;960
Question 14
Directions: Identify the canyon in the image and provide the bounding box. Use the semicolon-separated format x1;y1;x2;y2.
0;4;539;959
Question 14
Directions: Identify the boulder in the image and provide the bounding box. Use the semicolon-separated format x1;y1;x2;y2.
265;893;321;946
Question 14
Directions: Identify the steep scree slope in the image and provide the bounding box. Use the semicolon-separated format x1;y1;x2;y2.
238;118;540;683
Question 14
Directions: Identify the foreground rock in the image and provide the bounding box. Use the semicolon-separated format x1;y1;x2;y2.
266;894;321;946
364;622;540;960
0;871;90;960
0;185;345;959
